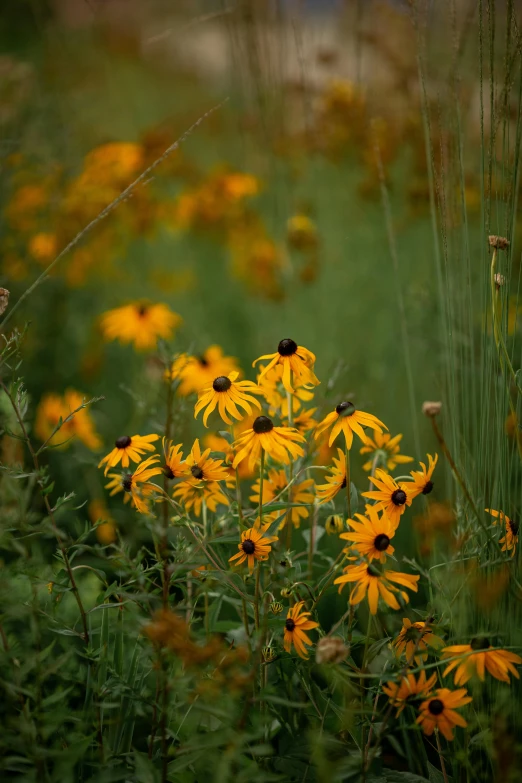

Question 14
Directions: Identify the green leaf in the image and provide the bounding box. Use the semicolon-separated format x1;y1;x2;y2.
427;762;451;783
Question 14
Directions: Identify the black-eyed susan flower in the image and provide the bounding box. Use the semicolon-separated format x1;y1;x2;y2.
194;371;262;426
253;339;319;394
393;617;444;663
293;407;318;434
250;469;315;529
232;415;306;472
485;508;519;556
105;456;163;514
257;363;314;415
173;481;228;517
314;401;387;449
416;688;472;741
340;505;396;562
185;439;230;483
100;301;182;350
334;563;419;615
283;601;319;659
228;523;278;572
325;514;345;535
382;670;438;716
34;389;102;451
408;453;438;499
441;638;522;684
162;439;189;480
168;346;240;396
98;433;159;475
359;431;413;473
362;469;412;528
316;448;347;504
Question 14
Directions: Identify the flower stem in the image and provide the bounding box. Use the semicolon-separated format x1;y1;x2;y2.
258;449;265;527
345;445;352;519
435;730;449;783
430;416;482;524
285;382;294;550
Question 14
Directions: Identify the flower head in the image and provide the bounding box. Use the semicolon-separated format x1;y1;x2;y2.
250;469;315;529
362;469;412;528
105;455;163;514
408;454;438;499
253;339;319;394
315;401;387;449
283;601;319;659
228;523;278;572
382;670;438;716
232;415;306;472
393;617;444;663
34;389;102;451
359;431;413;473
162;439;189;480
185;439;230;483
442;638;522;685
325;514;345;535
340;505;396;562
173;480;228;517
194;371;262;426
416;688;472;741
485;508;519;556
168;346;240;396
100;302;182;350
257;362;314;416
334;563;419;614
98;433;159;475
316;448;347;504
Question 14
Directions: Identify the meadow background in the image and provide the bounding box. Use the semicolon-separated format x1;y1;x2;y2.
1;1;521;781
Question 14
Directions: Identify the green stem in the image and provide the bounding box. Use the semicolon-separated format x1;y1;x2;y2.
345;444;352;519
258;449;265;527
254;564;261;632
285;381;294;550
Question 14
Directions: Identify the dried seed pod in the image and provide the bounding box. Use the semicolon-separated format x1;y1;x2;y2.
422;401;442;418
0;287;9;316
316;636;349;665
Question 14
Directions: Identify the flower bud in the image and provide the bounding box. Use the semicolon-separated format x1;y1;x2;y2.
422;401;442;417
325;514;344;535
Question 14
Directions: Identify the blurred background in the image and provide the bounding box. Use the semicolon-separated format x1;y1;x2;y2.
1;0;518;520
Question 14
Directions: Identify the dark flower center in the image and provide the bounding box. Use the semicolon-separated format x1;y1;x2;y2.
163;466;175;479
374;534;390;551
115;435;132;449
278;338;298;356
428;699;444;716
253;415;274;434
137;304;148;316
470;637;490;650
422;480;434;495
191;465;204;479
279;559;287;567
341;476;347;489
122;475;133;492
198;355;209;366
213;375;232;392
285;618;296;631
404;625;423;643
242;539;256;554
367;564;381;577
391;489;407;506
509;518;519;536
336;401;355;417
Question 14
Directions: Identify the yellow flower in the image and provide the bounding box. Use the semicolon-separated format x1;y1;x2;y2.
105;456;162;514
88;500;117;545
485;508;519;556
173;481;228;517
194;371;262;426
315;401;386;449
98;434;159;475
253;339;319;394
228;522;278;572
316;448;347;504
185;439;230;483
257;362;315;416
325;514;345;535
283;601;319;659
167;346;240;396
232;415;306;472
334;563;419;615
250;469;315;529
359;431;413;473
100;302;182;350
162;439;189;480
34;389;101;451
442;639;522;684
28;232;57;264
340;505;396;562
286;215;318;251
293;407;318;434
382;670;438;716
416;688;472;741
393;617;444;663
408;454;438;499
362;469;412;528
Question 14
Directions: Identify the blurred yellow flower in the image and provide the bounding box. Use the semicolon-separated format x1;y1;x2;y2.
105;456;162;515
359;431;413;473
100;302;182;351
34;389;101;451
167;346;240;396
28;232;58;264
287;214;318;251
89;500;117;545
